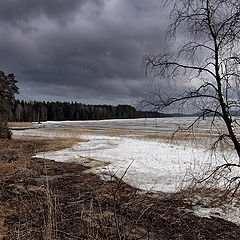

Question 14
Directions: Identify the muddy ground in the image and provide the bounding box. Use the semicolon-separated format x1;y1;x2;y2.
0;138;239;239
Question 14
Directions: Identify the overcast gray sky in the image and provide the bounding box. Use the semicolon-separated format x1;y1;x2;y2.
0;0;170;105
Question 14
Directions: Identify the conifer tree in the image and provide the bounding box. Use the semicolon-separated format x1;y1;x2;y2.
0;71;19;138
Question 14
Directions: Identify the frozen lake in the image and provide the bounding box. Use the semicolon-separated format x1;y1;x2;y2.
12;117;240;225
13;117;238;192
41;117;227;134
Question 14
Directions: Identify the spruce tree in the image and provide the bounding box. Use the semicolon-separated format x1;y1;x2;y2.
0;71;19;138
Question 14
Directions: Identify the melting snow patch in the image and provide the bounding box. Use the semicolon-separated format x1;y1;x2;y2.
13;119;240;225
192;204;240;225
33;134;229;193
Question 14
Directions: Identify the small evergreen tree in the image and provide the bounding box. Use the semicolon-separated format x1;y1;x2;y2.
0;71;19;138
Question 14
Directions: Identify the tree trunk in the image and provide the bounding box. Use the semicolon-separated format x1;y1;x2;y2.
0;105;11;139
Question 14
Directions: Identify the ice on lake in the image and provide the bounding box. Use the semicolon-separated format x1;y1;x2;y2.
13;117;238;193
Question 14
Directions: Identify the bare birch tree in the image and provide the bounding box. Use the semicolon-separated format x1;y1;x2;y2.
143;0;240;195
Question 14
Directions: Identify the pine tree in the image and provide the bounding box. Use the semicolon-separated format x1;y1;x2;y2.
0;71;19;138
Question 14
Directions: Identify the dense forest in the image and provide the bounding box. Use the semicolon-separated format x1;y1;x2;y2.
8;100;164;122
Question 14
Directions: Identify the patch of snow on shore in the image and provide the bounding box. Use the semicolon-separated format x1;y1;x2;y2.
193;203;240;226
34;134;230;192
13;119;240;225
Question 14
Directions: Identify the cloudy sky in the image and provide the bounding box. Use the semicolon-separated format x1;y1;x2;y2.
0;0;170;105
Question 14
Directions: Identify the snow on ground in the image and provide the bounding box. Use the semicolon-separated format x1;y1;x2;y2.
33;135;211;192
12;119;238;193
32;117;228;134
34;134;226;192
192;203;240;226
12;118;240;225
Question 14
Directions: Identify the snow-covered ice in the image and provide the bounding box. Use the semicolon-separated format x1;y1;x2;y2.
13;118;238;193
34;133;238;192
35;135;214;192
13;118;240;225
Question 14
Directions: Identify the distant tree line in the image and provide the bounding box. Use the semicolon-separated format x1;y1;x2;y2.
8;100;164;122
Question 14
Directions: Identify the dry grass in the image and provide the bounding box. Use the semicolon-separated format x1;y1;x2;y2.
1;138;240;239
133;131;212;148
41;127;235;153
45;128;133;138
177;186;239;207
134;130;235;151
13;133;88;144
7;122;37;128
41;137;86;151
10;122;225;149
80;156;110;167
0;138;81;181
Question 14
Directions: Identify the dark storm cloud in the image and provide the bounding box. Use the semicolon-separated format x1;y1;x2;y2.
0;0;97;24
0;0;170;104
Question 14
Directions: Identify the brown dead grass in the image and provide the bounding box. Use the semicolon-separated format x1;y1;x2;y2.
139;131;211;142
134;131;235;151
7;122;37;128
0;138;240;239
177;186;240;208
0;138;80;182
78;156;110;167
45;127;132;137
44;127;234;152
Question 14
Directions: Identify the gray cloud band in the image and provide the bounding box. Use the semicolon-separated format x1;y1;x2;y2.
0;0;169;104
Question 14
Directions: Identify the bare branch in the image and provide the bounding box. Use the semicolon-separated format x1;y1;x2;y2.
143;0;240;196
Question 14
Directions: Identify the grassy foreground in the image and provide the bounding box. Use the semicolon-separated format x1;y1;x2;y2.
0;138;239;239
